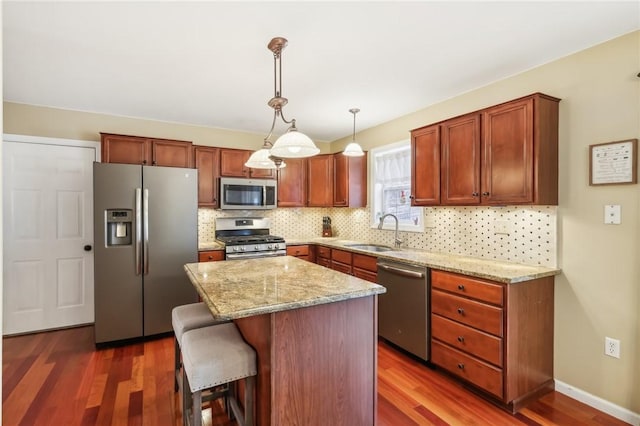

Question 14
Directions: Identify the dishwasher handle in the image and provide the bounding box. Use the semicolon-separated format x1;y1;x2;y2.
378;263;425;279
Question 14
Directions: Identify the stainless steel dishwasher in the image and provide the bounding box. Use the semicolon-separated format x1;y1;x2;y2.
377;259;429;361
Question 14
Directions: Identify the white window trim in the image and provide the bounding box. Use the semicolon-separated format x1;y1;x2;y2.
369;139;424;233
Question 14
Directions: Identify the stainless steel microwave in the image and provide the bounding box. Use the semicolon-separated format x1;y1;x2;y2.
219;177;277;210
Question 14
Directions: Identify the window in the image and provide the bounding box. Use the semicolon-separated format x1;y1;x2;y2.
370;140;423;232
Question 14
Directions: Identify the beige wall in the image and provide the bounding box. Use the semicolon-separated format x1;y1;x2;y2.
3;31;639;413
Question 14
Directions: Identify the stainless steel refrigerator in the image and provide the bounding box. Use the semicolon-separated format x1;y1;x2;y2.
93;162;198;344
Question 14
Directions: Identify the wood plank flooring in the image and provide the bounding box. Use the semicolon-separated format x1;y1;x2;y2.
2;326;631;426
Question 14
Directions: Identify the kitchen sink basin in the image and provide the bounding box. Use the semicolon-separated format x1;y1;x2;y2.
344;244;394;252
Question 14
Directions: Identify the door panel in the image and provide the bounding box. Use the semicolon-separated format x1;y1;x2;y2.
3;139;97;335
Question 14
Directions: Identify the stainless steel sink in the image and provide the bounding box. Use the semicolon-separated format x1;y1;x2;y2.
344;243;394;252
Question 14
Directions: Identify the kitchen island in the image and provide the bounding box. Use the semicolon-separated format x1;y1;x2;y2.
184;256;386;426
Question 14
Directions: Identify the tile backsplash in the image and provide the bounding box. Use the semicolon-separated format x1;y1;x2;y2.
198;205;557;268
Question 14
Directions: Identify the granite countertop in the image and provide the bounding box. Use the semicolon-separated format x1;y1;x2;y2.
184;256;386;320
285;237;561;284
198;241;224;251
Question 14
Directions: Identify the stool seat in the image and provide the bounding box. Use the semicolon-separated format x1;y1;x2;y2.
172;302;220;344
181;323;257;426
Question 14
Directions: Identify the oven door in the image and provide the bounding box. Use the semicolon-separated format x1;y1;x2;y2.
225;250;287;260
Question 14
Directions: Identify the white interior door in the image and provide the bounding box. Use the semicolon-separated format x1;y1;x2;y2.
3;135;99;335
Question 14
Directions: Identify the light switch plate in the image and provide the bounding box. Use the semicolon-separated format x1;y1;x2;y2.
604;205;621;224
494;220;512;235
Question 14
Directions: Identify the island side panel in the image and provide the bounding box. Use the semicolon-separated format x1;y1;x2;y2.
271;296;377;425
235;296;378;425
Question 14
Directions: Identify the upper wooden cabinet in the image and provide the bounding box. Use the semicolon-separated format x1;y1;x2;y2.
100;133;193;168
411;125;441;206
219;148;275;179
194;146;220;208
333;153;367;208
441;114;482;205
307;154;334;207
411;93;560;206
277;158;307;207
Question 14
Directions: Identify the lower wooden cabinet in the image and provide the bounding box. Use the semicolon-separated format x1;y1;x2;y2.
286;244;314;262
352;253;377;282
430;269;554;412
198;250;225;262
331;249;352;274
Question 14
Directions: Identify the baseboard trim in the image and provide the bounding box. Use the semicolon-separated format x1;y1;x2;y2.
555;380;640;426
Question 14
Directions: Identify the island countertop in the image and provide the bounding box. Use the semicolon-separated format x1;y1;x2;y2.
184;255;386;320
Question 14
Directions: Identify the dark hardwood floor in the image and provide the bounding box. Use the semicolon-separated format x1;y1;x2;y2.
2;326;630;426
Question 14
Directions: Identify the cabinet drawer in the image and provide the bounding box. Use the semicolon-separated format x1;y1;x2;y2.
198;250;225;262
331;261;352;275
431;270;503;306
431;290;503;337
317;257;331;268
352;253;377;272
317;246;331;259
287;245;309;257
432;314;502;367
431;340;503;399
331;249;352;265
353;267;377;283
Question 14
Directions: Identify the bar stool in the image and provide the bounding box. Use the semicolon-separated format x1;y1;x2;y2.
181;323;257;426
172;302;226;392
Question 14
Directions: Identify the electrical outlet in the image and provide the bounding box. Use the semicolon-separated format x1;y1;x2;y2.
494;220;511;235
605;337;621;358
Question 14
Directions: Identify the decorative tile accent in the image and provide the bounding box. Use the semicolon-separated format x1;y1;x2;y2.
198;205;557;268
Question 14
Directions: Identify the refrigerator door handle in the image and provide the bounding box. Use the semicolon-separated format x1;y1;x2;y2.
135;188;142;276
143;188;150;275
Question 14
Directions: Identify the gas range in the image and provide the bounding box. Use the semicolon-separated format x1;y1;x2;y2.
215;217;286;260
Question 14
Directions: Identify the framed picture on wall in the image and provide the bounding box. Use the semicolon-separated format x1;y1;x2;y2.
589;139;638;185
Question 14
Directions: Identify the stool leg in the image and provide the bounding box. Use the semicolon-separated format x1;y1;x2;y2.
192;390;202;426
182;367;189;426
245;376;256;426
174;337;181;392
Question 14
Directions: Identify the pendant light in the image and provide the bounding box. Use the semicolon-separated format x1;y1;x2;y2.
245;138;286;169
343;108;365;157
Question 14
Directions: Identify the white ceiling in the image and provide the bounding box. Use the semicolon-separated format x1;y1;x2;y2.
3;1;639;143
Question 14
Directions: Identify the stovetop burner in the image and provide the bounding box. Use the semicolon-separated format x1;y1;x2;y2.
216;234;285;246
213;217;287;259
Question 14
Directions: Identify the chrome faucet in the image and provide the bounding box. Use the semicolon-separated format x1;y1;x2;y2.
378;213;403;248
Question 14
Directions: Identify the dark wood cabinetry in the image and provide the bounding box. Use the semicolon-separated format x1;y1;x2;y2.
286;244;314;262
352;253;377;282
100;133;193;168
411;125;440;206
411;93;559;206
307;154;334;207
430;269;554;412
333;153;367;207
219;148;275;179
330;249;353;274
277;158;307;207
193;146;220;207
316;245;332;268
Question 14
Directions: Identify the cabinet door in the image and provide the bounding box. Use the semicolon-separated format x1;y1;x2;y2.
152;139;193;168
249;165;275;179
333;153;367;207
194;146;220;207
198;250;225;262
307;155;333;207
441;114;481;205
482;98;533;204
411;125;440;205
219;149;250;177
277;158;307;207
101;134;150;165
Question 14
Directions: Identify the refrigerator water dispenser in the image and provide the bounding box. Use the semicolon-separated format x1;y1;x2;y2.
106;209;132;246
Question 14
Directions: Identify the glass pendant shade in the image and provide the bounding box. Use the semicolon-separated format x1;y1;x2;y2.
343;141;365;157
270;127;320;158
245;147;286;169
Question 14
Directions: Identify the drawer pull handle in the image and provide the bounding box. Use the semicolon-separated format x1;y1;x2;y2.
208;256;213;260
457;336;465;343
457;363;465;370
457;284;465;290
457;308;465;315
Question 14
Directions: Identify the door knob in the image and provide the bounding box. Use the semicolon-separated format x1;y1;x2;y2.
84;245;92;251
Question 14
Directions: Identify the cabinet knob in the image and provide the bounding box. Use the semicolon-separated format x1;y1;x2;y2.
457;336;465;343
409;195;414;199
208;256;213;260
457;363;465;370
457;307;465;315
472;192;479;197
482;192;490;196
142;160;147;165
457;284;465;291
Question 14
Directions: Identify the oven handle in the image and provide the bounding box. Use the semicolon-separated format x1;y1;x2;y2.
378;263;425;279
226;251;286;260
